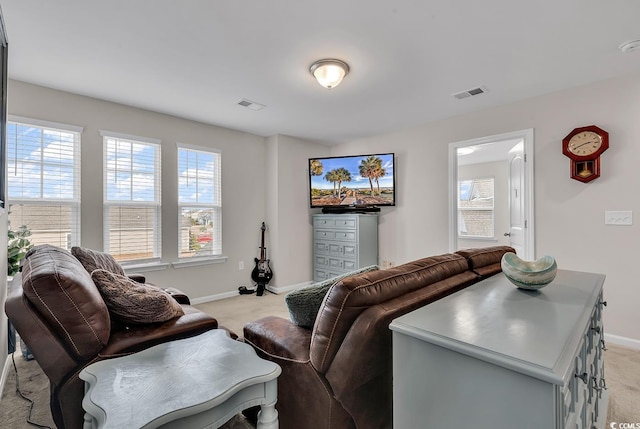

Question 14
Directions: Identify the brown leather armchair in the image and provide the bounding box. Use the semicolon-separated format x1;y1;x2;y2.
5;245;218;429
244;253;487;429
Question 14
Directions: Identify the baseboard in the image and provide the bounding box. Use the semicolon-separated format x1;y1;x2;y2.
1;354;11;405
266;281;313;295
191;281;314;304
605;333;640;350
190;290;240;305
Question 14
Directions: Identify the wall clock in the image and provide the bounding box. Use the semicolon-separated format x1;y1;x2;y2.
562;125;609;183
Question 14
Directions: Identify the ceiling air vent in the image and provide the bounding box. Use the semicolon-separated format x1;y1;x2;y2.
237;99;266;111
452;86;488;100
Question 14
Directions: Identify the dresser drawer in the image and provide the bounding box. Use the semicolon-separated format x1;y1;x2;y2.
314;216;358;229
315;229;336;240
314;217;336;228
332;217;357;229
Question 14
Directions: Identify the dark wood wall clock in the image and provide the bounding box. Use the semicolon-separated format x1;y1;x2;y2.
562;125;609;183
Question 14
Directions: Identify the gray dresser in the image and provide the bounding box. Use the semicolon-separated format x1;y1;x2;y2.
312;213;378;282
390;269;608;429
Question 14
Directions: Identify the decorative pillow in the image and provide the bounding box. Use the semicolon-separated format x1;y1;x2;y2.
72;246;126;277
285;265;379;329
91;269;185;324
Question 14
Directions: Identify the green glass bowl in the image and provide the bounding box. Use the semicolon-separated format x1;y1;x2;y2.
500;252;557;290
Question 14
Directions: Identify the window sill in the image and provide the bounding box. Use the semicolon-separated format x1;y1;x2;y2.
172;256;228;269
122;262;170;273
458;236;498;242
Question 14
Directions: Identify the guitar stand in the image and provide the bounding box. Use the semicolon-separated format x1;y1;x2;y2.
256;283;266;297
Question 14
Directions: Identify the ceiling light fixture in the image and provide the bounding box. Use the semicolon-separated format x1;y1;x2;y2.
619;39;640;53
309;59;350;89
457;147;476;156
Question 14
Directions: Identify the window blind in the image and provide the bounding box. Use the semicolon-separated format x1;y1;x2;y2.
102;131;161;262
7;118;82;249
177;144;222;258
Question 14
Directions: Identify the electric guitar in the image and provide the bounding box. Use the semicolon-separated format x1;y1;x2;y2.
251;222;273;296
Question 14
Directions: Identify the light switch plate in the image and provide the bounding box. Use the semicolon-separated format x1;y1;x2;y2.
604;211;633;225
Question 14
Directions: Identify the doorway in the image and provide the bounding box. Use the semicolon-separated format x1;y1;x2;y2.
448;129;535;260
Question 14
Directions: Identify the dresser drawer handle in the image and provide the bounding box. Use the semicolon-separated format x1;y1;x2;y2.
600;338;608;351
575;372;589;384
599;300;607;308
591;376;608;392
591;326;601;334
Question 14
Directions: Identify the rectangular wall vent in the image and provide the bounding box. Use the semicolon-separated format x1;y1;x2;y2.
237;99;266;111
452;86;488;100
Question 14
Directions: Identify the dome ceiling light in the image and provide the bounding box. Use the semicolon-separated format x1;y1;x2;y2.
309;59;350;89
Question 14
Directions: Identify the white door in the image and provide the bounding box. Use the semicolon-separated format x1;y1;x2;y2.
507;145;525;255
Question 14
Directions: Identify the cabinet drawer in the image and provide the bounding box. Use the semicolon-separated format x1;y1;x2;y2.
326;243;358;258
314;269;346;282
314;216;357;229
316;230;356;242
315;242;329;254
333;218;357;228
315;255;329;267
315;230;336;240
343;260;357;271
329;258;344;270
314;218;336;228
334;230;356;241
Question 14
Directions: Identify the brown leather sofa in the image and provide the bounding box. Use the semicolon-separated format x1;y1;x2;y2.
244;246;514;429
5;245;218;429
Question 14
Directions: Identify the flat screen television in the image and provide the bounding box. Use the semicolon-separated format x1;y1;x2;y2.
309;153;395;211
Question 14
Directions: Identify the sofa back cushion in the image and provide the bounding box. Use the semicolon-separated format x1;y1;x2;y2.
310;253;472;373
456;245;515;277
20;245;111;360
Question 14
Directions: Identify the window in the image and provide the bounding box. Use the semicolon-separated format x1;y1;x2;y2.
102;131;161;263
458;177;494;238
7;117;82;249
177;144;221;258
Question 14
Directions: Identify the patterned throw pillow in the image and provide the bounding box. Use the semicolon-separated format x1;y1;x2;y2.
91;269;185;324
72;246;126;277
285;265;379;329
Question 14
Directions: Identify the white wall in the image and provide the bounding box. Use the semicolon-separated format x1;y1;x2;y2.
7;80;267;300
334;71;640;344
265;134;329;291
8;71;640;344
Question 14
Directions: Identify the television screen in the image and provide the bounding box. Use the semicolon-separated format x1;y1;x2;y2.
309;153;395;208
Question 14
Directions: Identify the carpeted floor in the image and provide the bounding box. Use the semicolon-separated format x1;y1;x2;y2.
2;290;639;428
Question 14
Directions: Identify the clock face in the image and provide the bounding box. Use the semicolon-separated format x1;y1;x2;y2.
567;131;603;157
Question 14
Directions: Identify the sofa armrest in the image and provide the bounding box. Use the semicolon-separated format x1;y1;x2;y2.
127;273;146;283
99;306;217;357
159;287;191;305
243;316;311;362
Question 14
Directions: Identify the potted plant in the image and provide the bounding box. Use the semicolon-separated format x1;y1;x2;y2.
8;224;33;276
7;224;34;358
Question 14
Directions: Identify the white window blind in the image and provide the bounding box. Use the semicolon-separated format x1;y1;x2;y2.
177;144;222;258
102;131;161;263
458;177;495;238
7;117;82;250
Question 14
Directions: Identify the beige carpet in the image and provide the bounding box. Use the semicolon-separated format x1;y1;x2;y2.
2;290;639;428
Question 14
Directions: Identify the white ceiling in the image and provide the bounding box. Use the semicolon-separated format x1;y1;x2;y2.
3;1;640;145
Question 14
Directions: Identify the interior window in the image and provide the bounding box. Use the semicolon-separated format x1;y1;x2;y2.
458;177;494;238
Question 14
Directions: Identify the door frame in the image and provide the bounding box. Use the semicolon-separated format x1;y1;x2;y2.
448;128;535;260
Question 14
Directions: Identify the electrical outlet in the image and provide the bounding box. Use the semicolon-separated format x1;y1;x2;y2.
382;260;395;269
604;211;633;225
238;261;245;270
